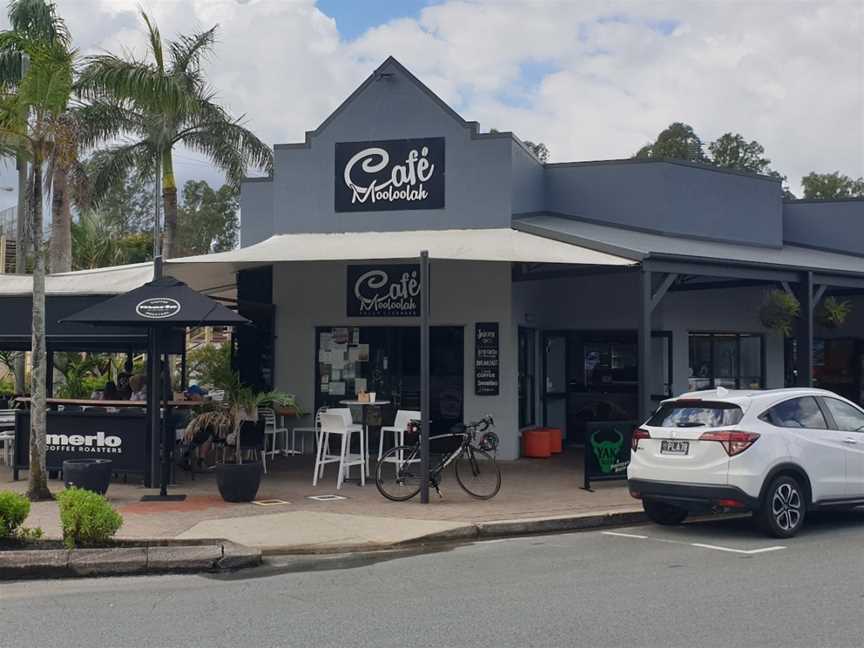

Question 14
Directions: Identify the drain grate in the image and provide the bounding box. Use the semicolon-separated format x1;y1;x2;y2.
306;494;348;501
252;499;290;506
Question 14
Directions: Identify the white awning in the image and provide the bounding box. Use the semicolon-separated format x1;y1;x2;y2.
167;228;635;267
0;228;633;297
0;263;154;296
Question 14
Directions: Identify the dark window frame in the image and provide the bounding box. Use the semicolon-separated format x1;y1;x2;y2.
688;332;766;391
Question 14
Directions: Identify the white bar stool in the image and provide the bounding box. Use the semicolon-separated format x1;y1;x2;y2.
259;408;288;460
313;412;365;489
378;410;421;461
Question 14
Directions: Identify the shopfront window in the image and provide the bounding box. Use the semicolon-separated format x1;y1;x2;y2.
315;326;464;436
689;333;763;391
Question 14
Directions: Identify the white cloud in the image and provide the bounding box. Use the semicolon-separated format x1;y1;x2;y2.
0;0;860;199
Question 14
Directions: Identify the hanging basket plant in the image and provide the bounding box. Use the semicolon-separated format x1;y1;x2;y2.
815;296;852;329
760;289;800;336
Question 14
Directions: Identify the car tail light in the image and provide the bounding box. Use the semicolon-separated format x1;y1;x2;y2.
632;427;650;451
717;498;746;508
699;430;760;456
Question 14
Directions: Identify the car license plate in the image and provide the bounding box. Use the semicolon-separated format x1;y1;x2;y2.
660;440;689;455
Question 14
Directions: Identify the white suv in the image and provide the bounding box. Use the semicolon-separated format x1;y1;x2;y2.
627;387;864;537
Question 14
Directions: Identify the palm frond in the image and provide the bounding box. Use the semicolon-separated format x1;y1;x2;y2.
86;141;156;204
8;0;71;47
72;99;145;151
179;112;273;186
169;25;217;76
77;55;191;116
139;10;164;73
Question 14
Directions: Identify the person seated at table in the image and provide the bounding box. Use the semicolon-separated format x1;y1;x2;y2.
116;372;132;400
103;381;121;401
129;374;147;401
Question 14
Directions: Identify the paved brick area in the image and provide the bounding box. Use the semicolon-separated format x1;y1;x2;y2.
2;451;637;541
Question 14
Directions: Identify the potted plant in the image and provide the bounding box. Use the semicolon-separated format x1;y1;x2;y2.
184;372;301;502
815;296;852;329
760;289;800;336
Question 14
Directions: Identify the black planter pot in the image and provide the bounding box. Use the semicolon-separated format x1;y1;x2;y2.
215;462;262;502
63;459;113;495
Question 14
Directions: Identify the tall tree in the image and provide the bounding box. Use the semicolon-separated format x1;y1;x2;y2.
77;11;272;259
634;122;707;163
800;172;864;200
174;180;238;256
0;31;74;500
0;0;70;391
707;133;771;174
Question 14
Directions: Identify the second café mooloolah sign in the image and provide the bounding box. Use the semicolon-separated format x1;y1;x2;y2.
335;137;445;212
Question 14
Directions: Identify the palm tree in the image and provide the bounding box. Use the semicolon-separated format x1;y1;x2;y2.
0;0;69;390
71;210;127;270
77;11;272;259
0;32;74;500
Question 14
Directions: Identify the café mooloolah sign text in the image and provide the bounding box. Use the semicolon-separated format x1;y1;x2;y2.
335;138;445;212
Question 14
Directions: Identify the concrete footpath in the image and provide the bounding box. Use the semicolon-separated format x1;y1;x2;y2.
5;453;645;555
176;508;646;554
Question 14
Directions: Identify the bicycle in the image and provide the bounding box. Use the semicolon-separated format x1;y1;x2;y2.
375;415;502;501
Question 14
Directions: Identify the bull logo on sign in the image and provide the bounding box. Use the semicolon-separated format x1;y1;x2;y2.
590;428;625;474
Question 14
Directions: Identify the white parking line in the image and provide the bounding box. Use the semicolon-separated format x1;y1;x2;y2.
602;531;650;540
602;531;786;555
690;543;787;555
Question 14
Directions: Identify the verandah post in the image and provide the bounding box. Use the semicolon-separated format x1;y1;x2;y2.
420;250;430;504
638;265;652;422
795;270;814;387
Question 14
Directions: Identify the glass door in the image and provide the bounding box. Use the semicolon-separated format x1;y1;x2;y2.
543;333;568;440
518;327;536;428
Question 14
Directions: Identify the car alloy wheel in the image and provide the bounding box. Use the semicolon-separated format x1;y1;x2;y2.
771;482;802;532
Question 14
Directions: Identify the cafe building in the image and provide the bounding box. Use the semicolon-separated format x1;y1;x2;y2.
3;56;864;464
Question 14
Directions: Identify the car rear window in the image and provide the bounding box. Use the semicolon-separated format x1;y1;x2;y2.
647;401;744;428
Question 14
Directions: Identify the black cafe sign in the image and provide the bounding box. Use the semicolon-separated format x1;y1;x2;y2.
475;322;500;396
14;410;146;477
335;137;445;212
347;264;421;317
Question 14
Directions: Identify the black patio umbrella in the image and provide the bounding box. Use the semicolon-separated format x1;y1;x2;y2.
62;275;249;499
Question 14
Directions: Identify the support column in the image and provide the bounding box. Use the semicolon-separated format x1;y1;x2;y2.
419;250;430;504
638;266;653;421
795;271;814;387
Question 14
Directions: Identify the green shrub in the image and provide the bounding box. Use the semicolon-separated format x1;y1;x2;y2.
0;491;30;539
56;488;123;548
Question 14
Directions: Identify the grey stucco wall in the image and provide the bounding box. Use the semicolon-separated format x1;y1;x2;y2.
265;60;515;235
272;260;520;460
543;161;784;248
510;141;544;215
239;179;274;247
783;200;864;256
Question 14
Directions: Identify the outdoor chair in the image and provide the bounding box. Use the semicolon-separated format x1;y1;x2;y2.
239;419;267;474
328;407;366;473
0;430;13;466
378;409;421;462
259;407;288;460
290;406;327;457
313;412;365;489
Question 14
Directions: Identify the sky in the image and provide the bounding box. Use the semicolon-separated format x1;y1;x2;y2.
0;0;862;215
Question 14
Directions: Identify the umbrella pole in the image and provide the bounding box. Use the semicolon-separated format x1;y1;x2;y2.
146;327;160;488
160;350;171;496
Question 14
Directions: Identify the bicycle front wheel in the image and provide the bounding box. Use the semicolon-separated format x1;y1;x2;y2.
455;447;501;499
376;445;424;501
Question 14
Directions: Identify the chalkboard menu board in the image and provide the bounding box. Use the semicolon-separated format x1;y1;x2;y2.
475;322;499;396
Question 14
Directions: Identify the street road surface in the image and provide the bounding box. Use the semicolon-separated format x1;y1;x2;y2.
3;512;864;648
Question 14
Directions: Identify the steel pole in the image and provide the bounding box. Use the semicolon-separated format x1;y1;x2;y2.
146;328;160;487
638;266;652;422
419;250;430;504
